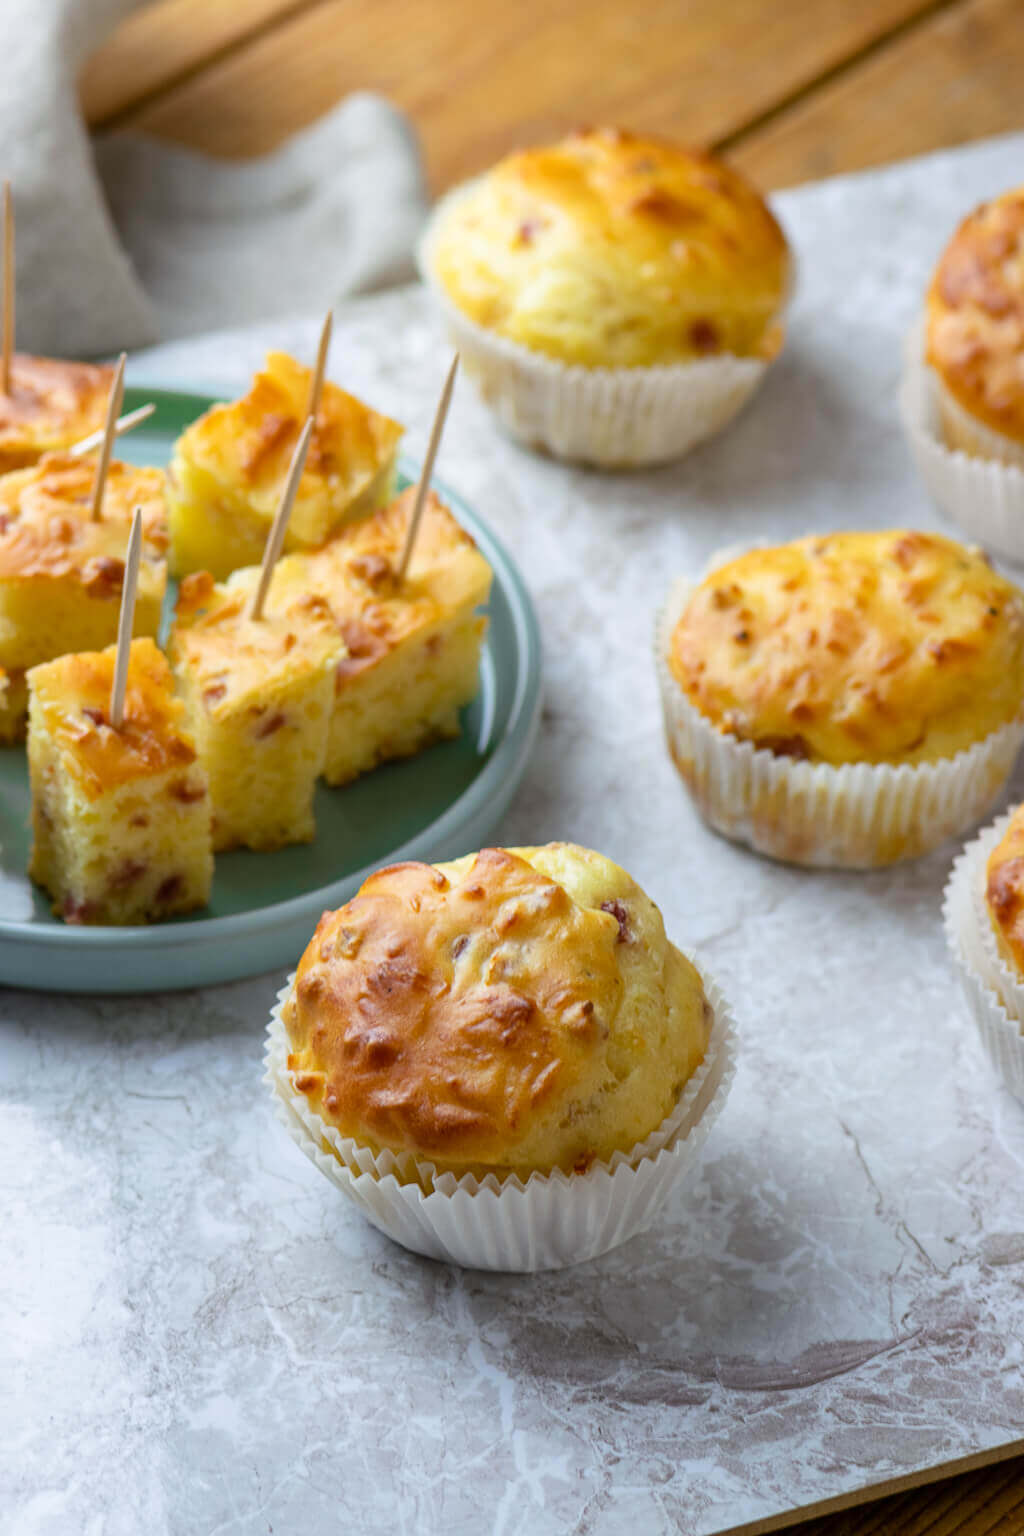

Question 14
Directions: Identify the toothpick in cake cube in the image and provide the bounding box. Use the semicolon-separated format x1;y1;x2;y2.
27;637;213;925
166;351;403;580
0;453;168;693
169;569;342;851
272;486;492;785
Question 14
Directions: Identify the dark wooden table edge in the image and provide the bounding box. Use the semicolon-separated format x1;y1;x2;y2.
718;1439;1024;1536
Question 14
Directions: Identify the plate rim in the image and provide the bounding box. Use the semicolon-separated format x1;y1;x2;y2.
0;384;543;959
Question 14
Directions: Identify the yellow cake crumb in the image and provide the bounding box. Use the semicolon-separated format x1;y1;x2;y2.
169;569;342;851
0;666;27;743
166;351;403;580
270;486;492;785
27;637;213;925
0;453;168;696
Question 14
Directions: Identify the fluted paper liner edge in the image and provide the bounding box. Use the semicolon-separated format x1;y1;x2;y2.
943;811;1024;1103
900;319;1024;565
655;562;1024;869
265;957;737;1271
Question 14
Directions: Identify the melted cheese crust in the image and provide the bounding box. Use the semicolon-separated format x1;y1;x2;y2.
428;128;790;367
175;351;403;516
0;453;168;579
271;486;491;675
0;355;115;470
670;531;1024;767
28;638;198;799
283;842;710;1179
926;188;1024;445
0;665;27;741
171;570;341;712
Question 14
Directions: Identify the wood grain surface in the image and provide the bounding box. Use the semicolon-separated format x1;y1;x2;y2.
729;0;1024;187
787;1453;1024;1535
84;0;962;190
81;2;1024;1531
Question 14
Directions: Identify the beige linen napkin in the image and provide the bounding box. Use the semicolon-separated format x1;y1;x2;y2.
3;0;428;356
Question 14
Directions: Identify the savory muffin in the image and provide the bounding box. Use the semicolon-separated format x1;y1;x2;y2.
0;453;168;696
280;843;712;1181
169;569;341;851
944;807;1024;1104
659;530;1024;866
271;487;491;786
0;355;115;474
419;128;790;467
427;128;789;368
984;805;1024;977
670;531;1024;766
166;351;403;580
926;187;1024;467
27;638;213;925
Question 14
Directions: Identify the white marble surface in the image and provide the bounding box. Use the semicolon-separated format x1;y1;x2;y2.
5;134;1024;1536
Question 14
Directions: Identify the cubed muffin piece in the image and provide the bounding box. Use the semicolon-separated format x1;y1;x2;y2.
169;569;342;851
27;638;213;925
0;453;168;689
272;487;492;785
0;355;115;474
0;666;28;743
166;351;403;580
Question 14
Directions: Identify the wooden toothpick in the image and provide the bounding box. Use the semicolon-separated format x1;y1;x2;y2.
89;353;127;520
249;415;315;622
109;507;143;730
1;182;13;396
69;402;156;458
397;354;459;583
305;309;333;422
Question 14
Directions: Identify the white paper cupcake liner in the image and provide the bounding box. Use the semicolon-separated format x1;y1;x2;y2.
655;572;1024;869
416;186;771;470
900;321;1024;563
933;377;1024;469
943;810;1024;1102
265;959;737;1271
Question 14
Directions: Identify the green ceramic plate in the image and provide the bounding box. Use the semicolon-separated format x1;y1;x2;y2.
0;386;542;993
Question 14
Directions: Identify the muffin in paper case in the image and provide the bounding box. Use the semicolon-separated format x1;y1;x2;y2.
265;962;737;1273
656;570;1024;870
944;810;1024;1104
417;183;773;470
901;321;1024;565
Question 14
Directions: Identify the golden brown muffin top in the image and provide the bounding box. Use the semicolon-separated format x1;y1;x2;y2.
985;805;1024;978
270;486;492;680
0;454;168;582
427;128;790;367
926;188;1024;444
283;842;711;1179
0;355;115;463
170;569;341;714
175;351;403;513
669;530;1024;767
28;638;202;800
